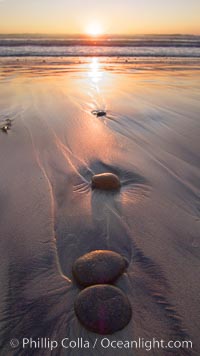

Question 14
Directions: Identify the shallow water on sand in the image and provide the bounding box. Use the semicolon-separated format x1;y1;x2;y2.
0;58;200;355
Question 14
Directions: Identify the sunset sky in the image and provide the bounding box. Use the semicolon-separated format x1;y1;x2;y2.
0;0;199;35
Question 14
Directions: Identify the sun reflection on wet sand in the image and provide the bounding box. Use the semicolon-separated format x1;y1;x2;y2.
88;57;103;84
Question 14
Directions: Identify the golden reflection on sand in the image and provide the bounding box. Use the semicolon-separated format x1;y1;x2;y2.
88;57;103;84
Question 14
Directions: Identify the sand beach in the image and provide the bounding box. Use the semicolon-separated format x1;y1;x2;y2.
0;55;200;355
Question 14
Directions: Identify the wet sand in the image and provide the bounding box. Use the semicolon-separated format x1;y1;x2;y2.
0;58;200;355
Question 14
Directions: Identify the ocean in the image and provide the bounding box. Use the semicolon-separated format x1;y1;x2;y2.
0;34;200;57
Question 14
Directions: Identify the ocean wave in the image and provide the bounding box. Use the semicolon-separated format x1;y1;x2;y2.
0;45;200;57
0;35;200;58
0;34;200;47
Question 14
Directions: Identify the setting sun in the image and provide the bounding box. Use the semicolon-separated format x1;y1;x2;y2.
86;23;103;36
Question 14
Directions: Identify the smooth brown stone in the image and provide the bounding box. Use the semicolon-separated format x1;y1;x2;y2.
74;285;132;334
72;250;128;287
91;173;121;191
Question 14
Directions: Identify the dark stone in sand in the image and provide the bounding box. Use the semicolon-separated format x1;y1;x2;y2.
1;126;8;133
0;119;12;133
91;173;121;191
74;285;132;334
92;110;107;117
73;250;128;287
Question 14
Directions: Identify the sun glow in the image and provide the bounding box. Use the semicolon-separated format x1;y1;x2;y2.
86;23;103;36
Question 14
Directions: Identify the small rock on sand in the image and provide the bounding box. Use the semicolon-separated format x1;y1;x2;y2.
74;285;132;334
91;110;107;117
92;173;121;191
0;119;12;133
1;126;8;133
72;250;128;287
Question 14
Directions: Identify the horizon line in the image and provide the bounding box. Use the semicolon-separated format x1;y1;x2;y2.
0;32;200;36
